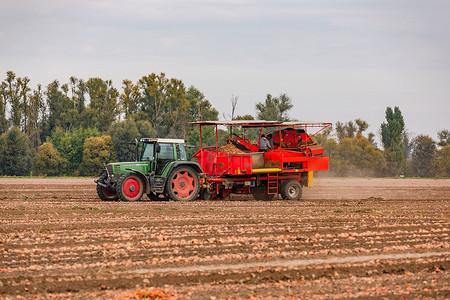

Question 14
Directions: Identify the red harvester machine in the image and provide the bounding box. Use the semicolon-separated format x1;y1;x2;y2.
189;120;331;200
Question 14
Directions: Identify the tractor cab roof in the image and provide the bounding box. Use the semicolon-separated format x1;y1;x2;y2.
140;138;185;144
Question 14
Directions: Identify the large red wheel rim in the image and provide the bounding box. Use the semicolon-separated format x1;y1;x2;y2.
122;177;141;200
171;170;197;199
102;187;117;198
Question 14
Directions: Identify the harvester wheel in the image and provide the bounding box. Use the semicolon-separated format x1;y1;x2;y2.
200;189;212;200
166;166;200;201
117;173;144;201
96;173;118;201
280;179;302;200
252;186;275;201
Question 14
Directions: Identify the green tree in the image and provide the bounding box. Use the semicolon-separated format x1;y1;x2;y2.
136;120;156;138
355;118;369;133
57;77;88;131
137;73;169;135
136;73;191;138
327;133;386;177
184;86;219;147
120;79;140;119
28;84;45;150
50;127;101;175
434;145;450;177
313;125;333;147
185;86;219;122
19;76;31;134
0;80;7;134
255;93;293;121
381;106;405;176
335;119;370;141
78;136;115;176
78;108;97;130
1;71;22;128
0;127;32;176
45;80;72;133
335;121;346;141
32;142;67;176
345;121;356;138
186;126;225;158
234;114;255;120
437;129;450;147
108;119;140;162
85;78;119;132
108;119;157;162
163;77;189;138
69;77;86;114
411;135;436;177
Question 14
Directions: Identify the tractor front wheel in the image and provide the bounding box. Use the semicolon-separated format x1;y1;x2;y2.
96;173;118;201
166;166;200;201
117;173;145;201
280;179;302;200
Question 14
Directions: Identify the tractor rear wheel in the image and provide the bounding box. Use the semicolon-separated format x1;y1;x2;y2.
166;166;200;201
280;179;302;200
117;173;144;201
96;173;118;201
252;186;275;201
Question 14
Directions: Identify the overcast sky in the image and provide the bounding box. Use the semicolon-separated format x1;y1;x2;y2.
1;0;449;141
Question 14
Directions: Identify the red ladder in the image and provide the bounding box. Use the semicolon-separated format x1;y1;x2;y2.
267;174;279;195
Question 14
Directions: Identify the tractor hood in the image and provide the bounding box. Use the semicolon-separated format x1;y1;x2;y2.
106;161;150;175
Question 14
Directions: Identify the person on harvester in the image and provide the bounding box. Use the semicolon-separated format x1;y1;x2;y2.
259;134;272;152
267;133;274;148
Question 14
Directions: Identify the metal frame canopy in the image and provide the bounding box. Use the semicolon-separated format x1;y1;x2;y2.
188;120;332;150
188;120;281;127
189;120;330;127
188;120;331;132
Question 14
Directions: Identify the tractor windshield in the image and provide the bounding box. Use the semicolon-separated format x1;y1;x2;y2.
140;143;155;161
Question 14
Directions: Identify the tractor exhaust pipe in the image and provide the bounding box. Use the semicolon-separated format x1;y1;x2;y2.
135;138;139;162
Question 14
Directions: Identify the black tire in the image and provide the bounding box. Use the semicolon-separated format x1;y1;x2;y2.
147;192;169;201
280;179;302;200
252;186;275;201
117;173;145;201
166;166;200;201
96;173;118;201
200;189;212;200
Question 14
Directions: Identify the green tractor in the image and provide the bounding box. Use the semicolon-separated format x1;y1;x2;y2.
95;138;204;202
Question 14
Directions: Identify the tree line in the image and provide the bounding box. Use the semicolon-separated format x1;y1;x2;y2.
0;70;448;178
316;108;449;178
0;71;220;176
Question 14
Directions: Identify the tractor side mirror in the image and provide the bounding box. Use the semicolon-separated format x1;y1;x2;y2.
156;144;161;153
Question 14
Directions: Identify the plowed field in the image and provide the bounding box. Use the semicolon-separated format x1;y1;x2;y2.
0;178;449;299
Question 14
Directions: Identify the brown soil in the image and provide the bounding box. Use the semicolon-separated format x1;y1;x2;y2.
0;177;449;299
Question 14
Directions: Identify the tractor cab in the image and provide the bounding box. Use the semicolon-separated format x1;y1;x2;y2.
139;138;188;175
